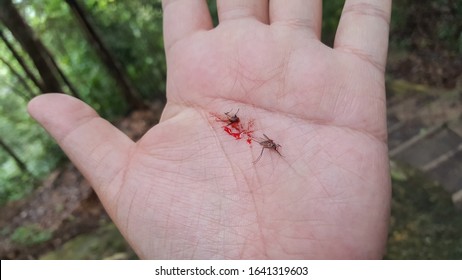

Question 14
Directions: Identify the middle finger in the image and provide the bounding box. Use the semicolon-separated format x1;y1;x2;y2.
217;0;269;24
270;0;323;39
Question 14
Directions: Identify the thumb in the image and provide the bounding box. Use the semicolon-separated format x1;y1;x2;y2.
28;94;134;194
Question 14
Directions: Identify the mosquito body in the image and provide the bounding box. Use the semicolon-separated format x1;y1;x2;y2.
253;134;282;163
224;109;240;126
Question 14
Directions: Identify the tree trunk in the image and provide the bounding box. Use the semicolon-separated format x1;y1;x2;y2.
0;29;44;92
0;137;30;175
41;45;81;99
65;0;147;110
0;0;63;93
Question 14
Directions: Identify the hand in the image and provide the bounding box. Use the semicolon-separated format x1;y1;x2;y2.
28;0;392;259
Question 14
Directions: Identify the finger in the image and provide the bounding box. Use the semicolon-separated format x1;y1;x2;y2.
270;0;322;39
217;0;269;24
162;0;213;51
334;0;392;72
28;94;134;190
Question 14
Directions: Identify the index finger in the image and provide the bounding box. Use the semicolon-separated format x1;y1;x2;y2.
334;0;392;72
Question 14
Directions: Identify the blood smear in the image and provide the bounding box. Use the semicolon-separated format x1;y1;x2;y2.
223;126;242;140
212;112;254;144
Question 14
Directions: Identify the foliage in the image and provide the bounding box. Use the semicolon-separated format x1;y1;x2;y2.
39;222;136;259
18;0;128;117
0;0;166;204
0;85;62;205
387;164;462;259
390;0;462;53
83;0;165;101
10;224;53;246
321;0;344;46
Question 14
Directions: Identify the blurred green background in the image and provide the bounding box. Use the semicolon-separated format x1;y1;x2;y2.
0;0;461;259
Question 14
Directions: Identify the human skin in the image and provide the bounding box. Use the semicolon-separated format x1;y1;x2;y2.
28;0;392;259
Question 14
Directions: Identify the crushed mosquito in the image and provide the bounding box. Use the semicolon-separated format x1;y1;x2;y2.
211;109;254;143
253;134;282;163
224;109;240;125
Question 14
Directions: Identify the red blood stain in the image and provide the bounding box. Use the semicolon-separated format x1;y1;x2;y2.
223;125;242;140
211;112;254;144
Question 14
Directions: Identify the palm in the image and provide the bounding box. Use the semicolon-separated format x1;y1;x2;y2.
29;1;392;259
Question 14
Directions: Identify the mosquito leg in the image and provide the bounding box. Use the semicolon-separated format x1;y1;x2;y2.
275;146;283;157
253;147;265;164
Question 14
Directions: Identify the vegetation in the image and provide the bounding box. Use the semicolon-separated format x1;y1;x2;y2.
10;224;52;246
387;164;462;259
0;0;461;259
0;0;165;204
39;222;136;260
